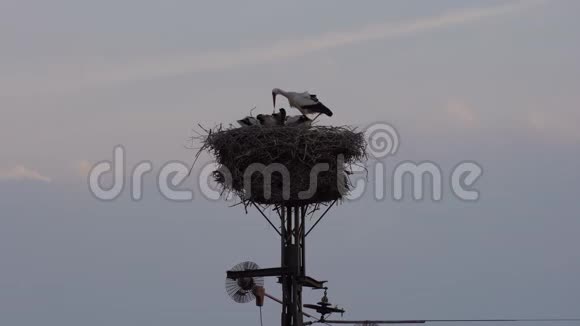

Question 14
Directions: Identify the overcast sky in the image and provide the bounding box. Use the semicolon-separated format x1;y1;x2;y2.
1;1;579;325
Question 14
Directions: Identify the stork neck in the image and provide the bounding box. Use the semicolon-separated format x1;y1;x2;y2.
274;88;290;98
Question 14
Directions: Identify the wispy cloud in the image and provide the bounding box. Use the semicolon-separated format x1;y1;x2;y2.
0;166;52;183
528;111;580;143
95;0;544;79
446;98;479;127
3;0;544;96
74;160;93;177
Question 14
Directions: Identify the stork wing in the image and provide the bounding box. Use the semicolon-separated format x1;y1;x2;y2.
294;92;319;107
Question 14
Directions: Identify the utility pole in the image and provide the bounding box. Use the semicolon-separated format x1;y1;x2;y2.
226;203;329;326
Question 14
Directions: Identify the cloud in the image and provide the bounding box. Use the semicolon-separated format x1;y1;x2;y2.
0;166;52;183
412;97;480;133
528;111;580;143
74;160;93;177
3;0;545;96
446;98;478;127
102;0;541;79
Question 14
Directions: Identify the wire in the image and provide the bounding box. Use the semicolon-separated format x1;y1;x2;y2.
305;200;337;237
252;202;282;236
321;318;580;324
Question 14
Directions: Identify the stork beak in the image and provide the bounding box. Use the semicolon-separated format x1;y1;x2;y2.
272;92;276;108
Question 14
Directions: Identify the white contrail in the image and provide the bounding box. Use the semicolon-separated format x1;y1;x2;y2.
3;0;545;96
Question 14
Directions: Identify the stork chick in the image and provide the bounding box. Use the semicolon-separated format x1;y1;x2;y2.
256;114;278;127
272;108;287;126
237;116;259;127
286;115;312;128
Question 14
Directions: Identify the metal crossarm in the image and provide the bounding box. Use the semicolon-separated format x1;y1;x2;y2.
227;267;289;279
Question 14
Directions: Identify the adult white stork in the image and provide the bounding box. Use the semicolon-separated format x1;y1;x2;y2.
272;88;333;117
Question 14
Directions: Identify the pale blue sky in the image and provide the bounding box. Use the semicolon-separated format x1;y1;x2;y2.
1;1;579;325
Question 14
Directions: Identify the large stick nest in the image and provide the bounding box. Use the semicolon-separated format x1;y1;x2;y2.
198;125;367;206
